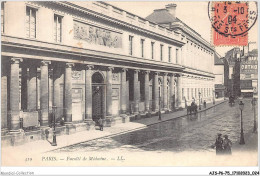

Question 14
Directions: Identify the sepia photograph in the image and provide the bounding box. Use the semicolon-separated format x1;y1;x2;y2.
0;1;259;175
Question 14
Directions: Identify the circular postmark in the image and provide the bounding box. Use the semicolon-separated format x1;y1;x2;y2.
208;1;257;37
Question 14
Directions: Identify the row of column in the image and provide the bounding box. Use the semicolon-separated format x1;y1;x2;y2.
5;57;183;132
126;70;182;114
7;59;77;131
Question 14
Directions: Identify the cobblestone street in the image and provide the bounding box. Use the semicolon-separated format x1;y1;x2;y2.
56;99;257;153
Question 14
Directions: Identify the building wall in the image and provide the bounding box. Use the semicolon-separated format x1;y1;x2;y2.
183;39;214;73
213;65;224;85
1;1;215;136
3;2;183;65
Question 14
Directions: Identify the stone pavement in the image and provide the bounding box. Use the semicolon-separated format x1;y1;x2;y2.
2;99;227;155
233;130;258;152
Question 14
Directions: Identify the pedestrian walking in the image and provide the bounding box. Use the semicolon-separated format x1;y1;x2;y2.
98;118;103;131
215;133;223;155
223;135;232;155
203;100;206;108
192;97;195;103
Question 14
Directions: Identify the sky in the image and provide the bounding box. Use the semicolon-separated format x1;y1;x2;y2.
108;1;258;57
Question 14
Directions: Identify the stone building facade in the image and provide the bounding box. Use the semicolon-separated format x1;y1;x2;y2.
1;2;215;146
223;48;241;97
213;52;225;99
146;4;215;106
240;42;258;98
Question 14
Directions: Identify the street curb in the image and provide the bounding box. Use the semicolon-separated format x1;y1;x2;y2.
46;100;228;153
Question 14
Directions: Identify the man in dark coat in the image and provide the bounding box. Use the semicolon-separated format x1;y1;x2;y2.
223;135;232;155
215;133;223;155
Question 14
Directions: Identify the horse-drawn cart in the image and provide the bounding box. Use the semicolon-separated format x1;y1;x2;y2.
187;102;198;115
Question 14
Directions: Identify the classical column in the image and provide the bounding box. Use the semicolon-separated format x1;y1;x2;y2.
48;69;53;111
133;69;140;113
53;63;62;118
21;65;28;111
27;63;37;111
10;58;22;131
176;74;182;108
64;63;74;123
163;73;168;110
144;70;150;112
1;59;8;131
85;65;94;120
40;60;50;126
106;67;113;117
120;68;127;114
153;72;159;111
169;74;175;110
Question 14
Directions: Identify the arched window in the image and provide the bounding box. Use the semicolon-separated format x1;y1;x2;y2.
92;72;104;84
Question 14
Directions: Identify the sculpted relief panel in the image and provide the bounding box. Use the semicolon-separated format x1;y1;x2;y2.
74;21;122;48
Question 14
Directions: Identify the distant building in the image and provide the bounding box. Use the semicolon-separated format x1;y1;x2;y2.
223;48;241;97
146;3;215;105
240;42;258;98
213;52;225;99
223;42;258;98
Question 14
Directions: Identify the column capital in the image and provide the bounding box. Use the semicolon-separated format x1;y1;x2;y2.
143;70;150;74
163;72;168;76
168;73;174;77
66;63;74;68
107;66;114;71
153;71;160;75
41;60;51;66
134;69;140;74
85;64;94;70
11;58;23;64
121;68;128;72
174;73;182;77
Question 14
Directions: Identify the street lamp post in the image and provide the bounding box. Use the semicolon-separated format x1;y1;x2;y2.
198;92;201;110
239;101;245;145
158;92;162;121
252;98;257;133
51;106;57;146
213;90;215;105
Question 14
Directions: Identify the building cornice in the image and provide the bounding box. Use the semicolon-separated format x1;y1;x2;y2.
170;22;214;52
182;66;215;78
2;35;185;73
45;1;186;47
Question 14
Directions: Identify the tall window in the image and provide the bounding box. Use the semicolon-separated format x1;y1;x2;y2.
160;44;163;61
141;39;144;58
129;36;133;55
191;88;193;99
151;42;154;59
195;88;197;98
168;47;172;62
54;14;62;42
1;2;4;33
26;6;37;38
176;48;179;63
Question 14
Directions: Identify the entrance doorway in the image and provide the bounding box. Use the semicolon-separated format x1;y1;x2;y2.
92;72;105;122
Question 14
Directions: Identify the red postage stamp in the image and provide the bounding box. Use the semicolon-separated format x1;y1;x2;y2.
208;1;257;46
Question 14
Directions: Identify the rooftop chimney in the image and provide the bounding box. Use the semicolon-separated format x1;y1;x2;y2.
166;4;177;19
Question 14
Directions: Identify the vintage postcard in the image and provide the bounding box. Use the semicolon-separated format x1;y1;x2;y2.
0;1;259;174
